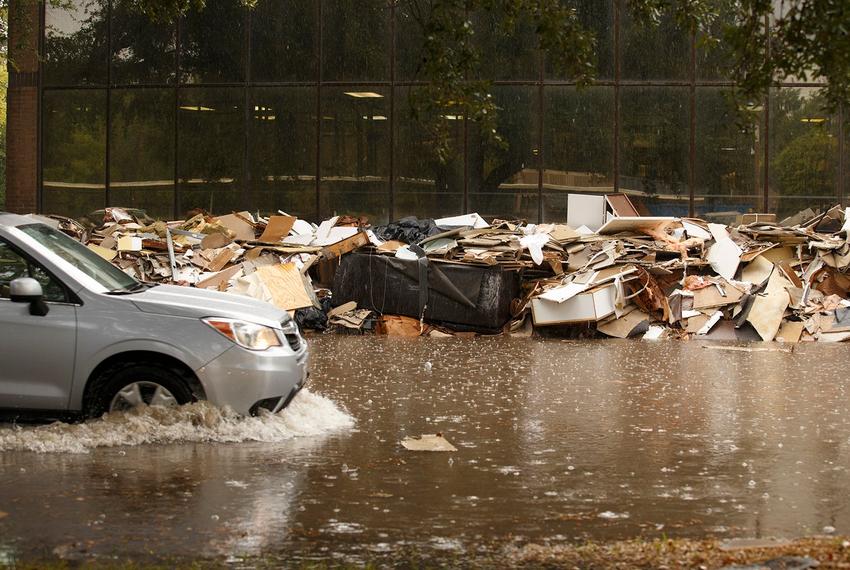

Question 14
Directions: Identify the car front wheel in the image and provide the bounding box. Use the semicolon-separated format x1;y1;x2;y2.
86;362;193;417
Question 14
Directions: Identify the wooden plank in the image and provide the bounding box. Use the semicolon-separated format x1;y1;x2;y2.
321;231;369;260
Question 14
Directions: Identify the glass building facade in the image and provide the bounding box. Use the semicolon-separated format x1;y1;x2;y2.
38;0;847;224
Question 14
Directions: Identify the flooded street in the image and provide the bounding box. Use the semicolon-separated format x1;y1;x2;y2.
1;337;849;565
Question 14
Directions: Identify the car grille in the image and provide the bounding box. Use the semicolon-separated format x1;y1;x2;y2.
285;332;301;352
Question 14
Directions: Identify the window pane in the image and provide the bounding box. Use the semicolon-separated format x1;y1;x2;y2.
769;88;839;218
620;1;690;81
546;0;614;81
110;89;175;219
468;86;540;222
619;87;689;215
319;88;390;224
44;0;108;86
177;88;246;215
694;88;761;223
181;0;246;84
42;90;106;217
542;86;614;222
111;0;177;85
473;10;539;81
696;12;734;81
394;87;464;219
395;0;428;81
249;87;317;219
322;0;390;81
251;0;317;82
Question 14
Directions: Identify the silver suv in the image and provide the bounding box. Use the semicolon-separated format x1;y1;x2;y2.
0;212;308;419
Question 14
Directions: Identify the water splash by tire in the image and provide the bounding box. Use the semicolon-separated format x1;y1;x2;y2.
0;389;354;454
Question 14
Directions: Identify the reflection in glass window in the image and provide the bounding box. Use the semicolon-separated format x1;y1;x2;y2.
546;0;614;80
694;89;761;223
0;241;66;303
42;90;107;218
177;88;246;215
110;89;175;219
251;0;317;82
619;87;689;215
395;0;428;81
249;87;317;219
543;86;614;222
473;9;539;81
181;0;246;84
44;0;108;86
769;88;838;218
468;87;539;222
620;1;690;81
696;11;734;81
319;88;390;224
394;87;464;219
322;0;390;81
110;0;177;85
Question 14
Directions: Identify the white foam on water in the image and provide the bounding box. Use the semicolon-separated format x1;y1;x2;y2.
0;389;355;454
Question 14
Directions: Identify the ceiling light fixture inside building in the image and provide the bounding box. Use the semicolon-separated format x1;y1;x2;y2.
344;92;384;98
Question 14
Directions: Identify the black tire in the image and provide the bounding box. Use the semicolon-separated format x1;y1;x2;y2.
85;361;194;418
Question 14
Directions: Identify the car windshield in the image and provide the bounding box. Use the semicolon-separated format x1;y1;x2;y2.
19;223;141;292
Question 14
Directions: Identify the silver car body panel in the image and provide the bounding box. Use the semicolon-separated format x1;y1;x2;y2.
0;213;308;416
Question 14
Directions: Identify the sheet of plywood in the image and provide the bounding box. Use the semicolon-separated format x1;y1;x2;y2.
255;263;313;310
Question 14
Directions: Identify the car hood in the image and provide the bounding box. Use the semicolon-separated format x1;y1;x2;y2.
131;284;289;328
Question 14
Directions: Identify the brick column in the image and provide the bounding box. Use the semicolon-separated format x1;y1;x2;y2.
5;0;40;214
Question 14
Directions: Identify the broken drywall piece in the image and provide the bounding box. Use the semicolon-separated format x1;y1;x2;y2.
741;255;774;285
696;310;723;335
401;434;457;452
747;269;792;341
519;233;550;265
642;325;666;340
597;307;649;338
435;213;490;229
682;220;712;240
117;236;142;251
707;238;742;280
567;194;606;231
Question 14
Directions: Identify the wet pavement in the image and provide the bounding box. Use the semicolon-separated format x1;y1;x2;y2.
1;337;849;565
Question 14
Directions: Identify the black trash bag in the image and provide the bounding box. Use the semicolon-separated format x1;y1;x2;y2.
374;216;442;245
295;297;333;331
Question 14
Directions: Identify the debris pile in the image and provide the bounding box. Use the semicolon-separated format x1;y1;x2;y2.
34;198;850;342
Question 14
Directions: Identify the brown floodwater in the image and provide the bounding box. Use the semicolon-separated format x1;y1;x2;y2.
1;336;849;565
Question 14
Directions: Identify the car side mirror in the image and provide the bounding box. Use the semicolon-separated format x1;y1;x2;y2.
10;277;50;316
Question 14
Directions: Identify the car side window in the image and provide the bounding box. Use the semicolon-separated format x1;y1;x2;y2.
0;240;68;303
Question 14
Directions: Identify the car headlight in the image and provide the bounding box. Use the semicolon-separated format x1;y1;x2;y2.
202;318;282;351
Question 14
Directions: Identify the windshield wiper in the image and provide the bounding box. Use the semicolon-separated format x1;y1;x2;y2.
105;282;154;295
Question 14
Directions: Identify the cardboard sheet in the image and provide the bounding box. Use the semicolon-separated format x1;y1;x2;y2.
257;215;295;243
215;213;255;241
88;243;117;261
